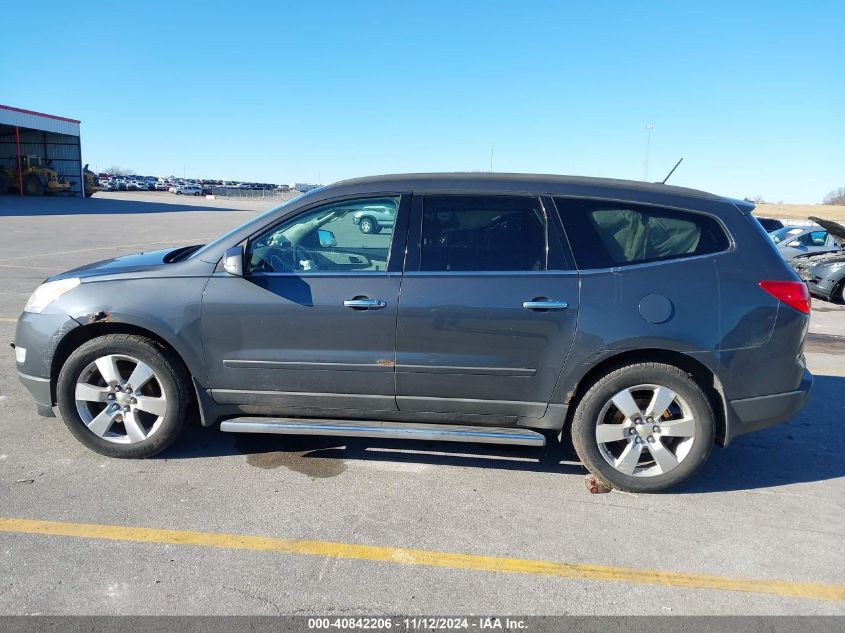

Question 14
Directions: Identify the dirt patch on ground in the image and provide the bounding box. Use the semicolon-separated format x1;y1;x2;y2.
805;332;845;354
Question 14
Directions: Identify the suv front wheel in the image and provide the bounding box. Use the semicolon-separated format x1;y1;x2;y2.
57;334;190;458
571;362;715;492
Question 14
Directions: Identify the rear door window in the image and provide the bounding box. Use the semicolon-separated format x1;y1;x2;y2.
419;195;548;272
553;198;729;269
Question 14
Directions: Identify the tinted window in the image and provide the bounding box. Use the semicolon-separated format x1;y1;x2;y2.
247;196;398;273
555;198;730;269
797;231;827;246
420;195;547;272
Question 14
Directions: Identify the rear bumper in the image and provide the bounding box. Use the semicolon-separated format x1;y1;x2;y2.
724;369;813;444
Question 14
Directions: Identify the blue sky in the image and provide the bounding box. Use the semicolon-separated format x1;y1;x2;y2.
3;1;843;202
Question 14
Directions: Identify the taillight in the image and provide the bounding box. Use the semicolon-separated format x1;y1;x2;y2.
758;280;811;314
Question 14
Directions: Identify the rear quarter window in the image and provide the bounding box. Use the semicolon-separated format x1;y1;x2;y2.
553;198;730;269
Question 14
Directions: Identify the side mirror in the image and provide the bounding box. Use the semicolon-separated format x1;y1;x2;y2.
318;229;337;248
787;240;801;248
222;245;244;276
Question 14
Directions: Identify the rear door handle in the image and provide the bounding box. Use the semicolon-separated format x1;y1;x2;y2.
523;300;569;311
344;298;387;310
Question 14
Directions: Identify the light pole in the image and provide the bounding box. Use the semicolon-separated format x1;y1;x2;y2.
643;124;654;181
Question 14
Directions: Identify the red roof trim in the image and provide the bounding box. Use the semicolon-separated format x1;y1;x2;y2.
0;104;81;124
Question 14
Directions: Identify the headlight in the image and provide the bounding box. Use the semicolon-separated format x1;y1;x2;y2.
24;278;80;313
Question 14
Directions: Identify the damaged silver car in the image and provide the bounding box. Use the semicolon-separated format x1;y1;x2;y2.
790;216;845;303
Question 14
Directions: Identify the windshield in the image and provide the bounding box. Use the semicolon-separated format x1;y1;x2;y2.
770;227;805;244
190;192;312;259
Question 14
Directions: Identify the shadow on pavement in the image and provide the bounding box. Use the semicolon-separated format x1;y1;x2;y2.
160;374;844;492
677;373;845;493
0;195;245;216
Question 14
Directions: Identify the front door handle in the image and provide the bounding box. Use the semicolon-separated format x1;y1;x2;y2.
523;300;569;311
344;298;387;310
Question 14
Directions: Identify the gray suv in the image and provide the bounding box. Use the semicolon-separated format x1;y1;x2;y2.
13;174;813;492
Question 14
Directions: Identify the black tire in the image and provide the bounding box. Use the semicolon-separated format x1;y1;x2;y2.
570;361;715;493
23;175;44;196
176;191;182;195
358;216;379;234
833;280;845;305
57;334;191;458
0;173;8;195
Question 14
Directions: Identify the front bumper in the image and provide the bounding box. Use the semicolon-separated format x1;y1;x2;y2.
724;369;813;444
17;371;55;417
14;309;82;415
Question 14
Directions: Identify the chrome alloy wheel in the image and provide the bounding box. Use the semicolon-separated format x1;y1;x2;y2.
595;384;696;478
74;354;168;444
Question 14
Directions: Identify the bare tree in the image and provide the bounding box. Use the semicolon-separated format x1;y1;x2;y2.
823;187;845;206
104;166;136;177
753;195;765;204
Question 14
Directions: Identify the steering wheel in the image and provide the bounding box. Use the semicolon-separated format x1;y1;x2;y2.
268;244;315;272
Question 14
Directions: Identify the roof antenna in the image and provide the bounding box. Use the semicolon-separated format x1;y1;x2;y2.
660;157;683;184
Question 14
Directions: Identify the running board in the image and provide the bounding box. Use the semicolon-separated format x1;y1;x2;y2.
219;417;546;446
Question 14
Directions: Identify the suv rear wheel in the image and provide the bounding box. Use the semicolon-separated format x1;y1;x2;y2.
571;362;714;492
57;334;190;458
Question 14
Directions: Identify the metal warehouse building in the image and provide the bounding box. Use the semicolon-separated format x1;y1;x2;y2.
0;104;86;197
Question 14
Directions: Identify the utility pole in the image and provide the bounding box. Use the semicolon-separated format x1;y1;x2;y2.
643;124;654;181
490;146;494;172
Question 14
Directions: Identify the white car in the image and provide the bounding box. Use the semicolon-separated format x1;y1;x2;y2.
174;185;202;196
352;205;396;234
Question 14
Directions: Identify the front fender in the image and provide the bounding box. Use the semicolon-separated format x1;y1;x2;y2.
56;276;209;384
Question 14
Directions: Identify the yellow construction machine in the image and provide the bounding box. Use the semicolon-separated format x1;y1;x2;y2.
0;155;71;196
83;164;102;197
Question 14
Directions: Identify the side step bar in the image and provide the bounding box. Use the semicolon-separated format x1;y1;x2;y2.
219;417;546;446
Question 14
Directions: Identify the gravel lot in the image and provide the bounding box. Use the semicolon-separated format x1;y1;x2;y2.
0;192;843;615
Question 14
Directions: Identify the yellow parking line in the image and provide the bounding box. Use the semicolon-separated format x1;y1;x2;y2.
0;317;17;322
0;517;842;602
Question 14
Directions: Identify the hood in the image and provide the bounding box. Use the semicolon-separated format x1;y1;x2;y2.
50;245;202;281
808;216;845;241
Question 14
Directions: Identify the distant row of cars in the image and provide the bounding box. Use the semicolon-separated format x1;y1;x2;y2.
759;215;845;303
98;176;319;195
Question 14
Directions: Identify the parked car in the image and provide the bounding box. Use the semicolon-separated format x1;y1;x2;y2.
756;217;784;232
352;204;396;233
770;224;837;260
13;173;812;492
154;182;169;191
276;184;290;192
789;216;845;303
174;185;202;196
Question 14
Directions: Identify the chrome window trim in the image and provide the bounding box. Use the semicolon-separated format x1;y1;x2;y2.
241;271;401;278
575;250;726;275
402;270;578;277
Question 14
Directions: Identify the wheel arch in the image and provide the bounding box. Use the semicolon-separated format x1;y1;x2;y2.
561;348;729;446
50;321;201;405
